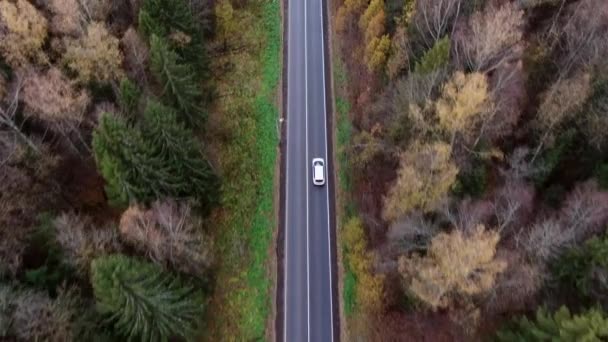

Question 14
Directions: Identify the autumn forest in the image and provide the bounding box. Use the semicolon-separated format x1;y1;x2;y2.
1;0;608;340
333;0;608;340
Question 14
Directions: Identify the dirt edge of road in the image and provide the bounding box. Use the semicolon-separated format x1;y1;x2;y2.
274;0;288;339
321;0;341;340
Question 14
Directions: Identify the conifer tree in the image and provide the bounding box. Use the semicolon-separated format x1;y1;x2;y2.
149;35;205;126
92;113;155;206
90;254;204;342
496;306;608;341
141;101;219;212
552;235;608;302
415;36;451;75
92;102;219;210
138;0;208;77
118;78;141;122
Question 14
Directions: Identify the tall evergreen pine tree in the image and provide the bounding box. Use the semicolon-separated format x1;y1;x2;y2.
118;78;141;123
92;102;219;210
496;306;608;341
91;254;204;342
142;101;219;212
150;35;205;126
139;0;208;79
92;114;163;206
552;234;608;300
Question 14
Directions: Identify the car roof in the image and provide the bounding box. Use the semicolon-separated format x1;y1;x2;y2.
314;163;324;179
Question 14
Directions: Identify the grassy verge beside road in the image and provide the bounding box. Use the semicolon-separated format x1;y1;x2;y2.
206;0;281;340
333;54;357;317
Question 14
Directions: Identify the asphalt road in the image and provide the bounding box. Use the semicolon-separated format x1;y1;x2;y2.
283;0;336;340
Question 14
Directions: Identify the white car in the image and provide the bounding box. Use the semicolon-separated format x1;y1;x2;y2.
312;158;325;186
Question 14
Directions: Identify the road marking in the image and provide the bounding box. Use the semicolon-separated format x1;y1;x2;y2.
318;0;335;340
304;0;311;340
282;0;291;339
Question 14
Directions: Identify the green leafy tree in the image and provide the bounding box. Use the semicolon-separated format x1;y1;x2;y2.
138;0;208;77
552;235;608;304
92;102;219;210
90;254;204;342
415;36;450;74
496;306;608;341
149;35;205;126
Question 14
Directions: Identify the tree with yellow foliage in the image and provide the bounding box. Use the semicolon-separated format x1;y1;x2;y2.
383;141;458;221
398;225;507;309
215;0;238;46
0;0;48;68
360;0;384;41
365;35;391;72
63;22;124;83
343;217;384;313
360;0;390;71
335;0;368;33
436;71;491;143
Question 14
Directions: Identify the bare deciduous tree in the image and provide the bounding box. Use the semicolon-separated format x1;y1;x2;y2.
21;68;90;131
121;27;149;87
522;218;571;262
0;134;59;275
456;2;524;73
412;0;463;49
493;181;535;234
9;286;78;341
119;200;213;276
479;61;526;143
386;27;410;80
532;72;591;160
78;0;112;22
442;198;494;234
553;0;608;75
559;180;608;240
386;211;440;257
46;0;85;37
522;181;608;262
53;212;122;276
484;249;543;315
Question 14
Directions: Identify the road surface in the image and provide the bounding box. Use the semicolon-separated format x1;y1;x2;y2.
283;0;336;340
